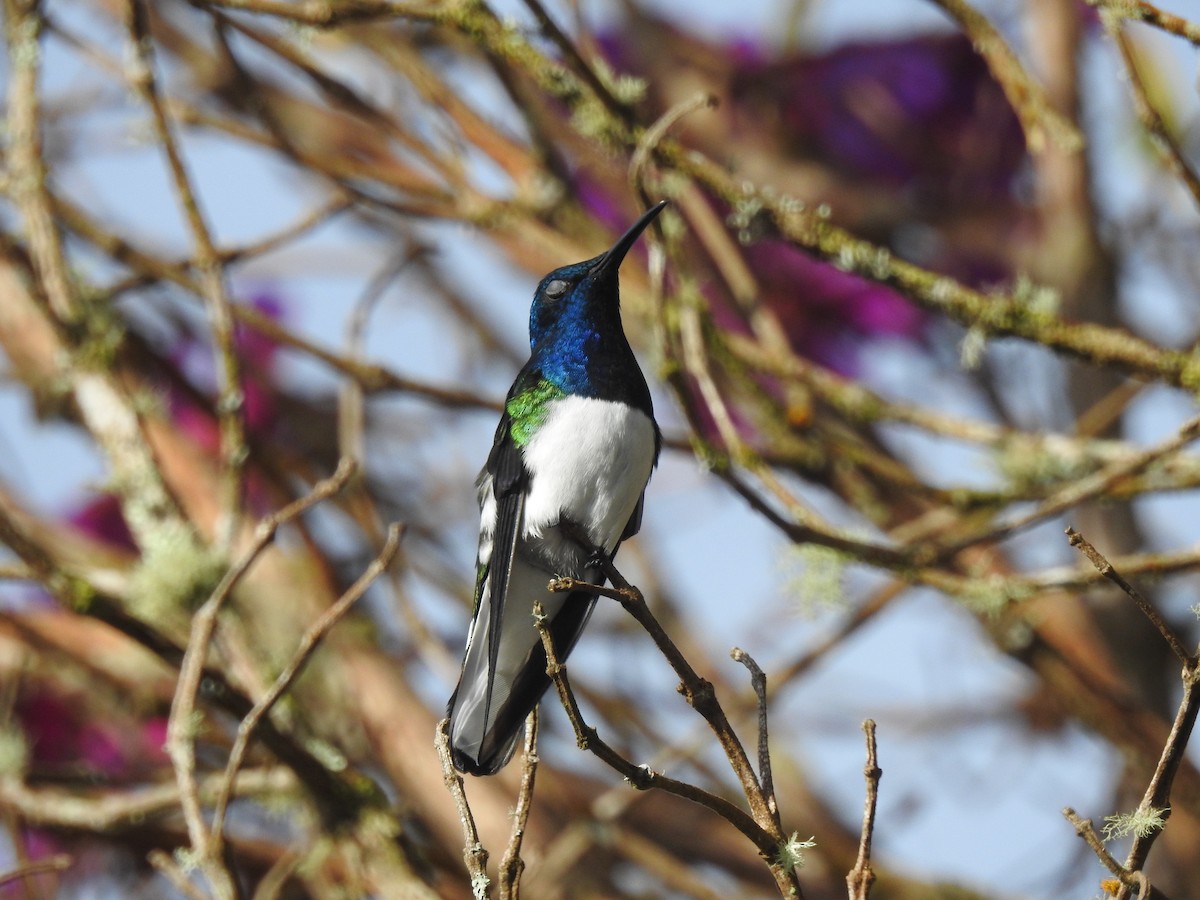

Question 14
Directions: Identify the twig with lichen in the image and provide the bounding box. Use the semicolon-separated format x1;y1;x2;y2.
531;597;805;897
1084;0;1200;47
1065;530;1199;900
210;521;404;848
124;0;248;551
165;458;357;897
435;719;493;900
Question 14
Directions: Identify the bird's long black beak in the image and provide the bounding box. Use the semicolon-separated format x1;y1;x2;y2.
590;200;668;280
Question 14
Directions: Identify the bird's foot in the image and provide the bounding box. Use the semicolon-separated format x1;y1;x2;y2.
556;517;608;570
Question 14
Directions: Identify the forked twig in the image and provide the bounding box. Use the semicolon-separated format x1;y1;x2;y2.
165;459;357;893
210;522;405;845
1064;530;1197;900
498;711;539;900
535;577;805;898
730;646;778;826
435;718;492;899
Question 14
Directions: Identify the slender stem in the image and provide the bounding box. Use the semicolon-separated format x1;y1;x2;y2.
435;719;492;899
165;460;356;894
210;522;404;846
125;0;246;548
498;711;539;900
1066;528;1194;666
846;721;881;900
0;854;71;889
730;647;778;828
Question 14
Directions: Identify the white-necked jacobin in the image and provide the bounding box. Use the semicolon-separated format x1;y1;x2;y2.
447;201;666;775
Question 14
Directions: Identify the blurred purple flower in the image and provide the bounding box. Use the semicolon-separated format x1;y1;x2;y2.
587;25;1032;374
742;239;924;374
16;688;167;779
67;493;136;552
171;292;284;453
731;34;1026;202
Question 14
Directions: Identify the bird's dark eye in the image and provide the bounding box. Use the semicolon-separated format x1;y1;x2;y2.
544;279;568;300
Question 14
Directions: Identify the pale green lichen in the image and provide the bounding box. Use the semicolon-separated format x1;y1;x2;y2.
1011;273;1061;322
174;846;201;874
996;433;1093;490
295;836;333;880
570;95;620;145
305;737;348;773
959;325;988;371
127;521;223;621
930;277;957;304
592;57;647;106
178;709;206;742
1103;805;1168;841
727;195;765;245
957;574;1028;617
779;545;846;617
774;832;816;871
1179;349;1200;397
356;808;400;846
0;724;30;777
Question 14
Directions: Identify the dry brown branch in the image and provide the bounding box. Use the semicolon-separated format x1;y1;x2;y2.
124;0;247;548
498;711;539;900
6;0;1200;895
1062;531;1198;900
730;647;778;826
0;853;71;888
1103;15;1200;210
435;718;492;899
1085;0;1200;46
927;0;1084;153
1066;528;1194;667
537;570;805;898
166;459;356;895
0;768;294;832
210;521;404;846
846;721;880;900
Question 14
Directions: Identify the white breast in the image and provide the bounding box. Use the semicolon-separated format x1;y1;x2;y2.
521;395;656;558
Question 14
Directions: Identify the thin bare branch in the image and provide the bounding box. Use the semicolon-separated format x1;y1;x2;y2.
435;718;492;899
124;0;247;547
0;854;71;889
166;459;356;893
847;721;881;900
210;522;404;845
1066;527;1194;666
498;711;539;900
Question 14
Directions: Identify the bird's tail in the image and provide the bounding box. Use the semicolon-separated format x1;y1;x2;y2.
447;562;596;775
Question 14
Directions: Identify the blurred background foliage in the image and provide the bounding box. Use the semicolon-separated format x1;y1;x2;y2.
2;0;1200;897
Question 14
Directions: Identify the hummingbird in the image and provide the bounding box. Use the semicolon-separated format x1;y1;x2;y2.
447;201;667;775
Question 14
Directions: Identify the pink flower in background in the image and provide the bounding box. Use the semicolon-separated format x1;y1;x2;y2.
170;292;285;454
67;493;136;553
741;238;925;374
731;34;1027;201
587;24;1027;376
16;687;168;780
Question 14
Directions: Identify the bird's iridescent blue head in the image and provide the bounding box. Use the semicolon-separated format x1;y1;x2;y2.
528;201;667;352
